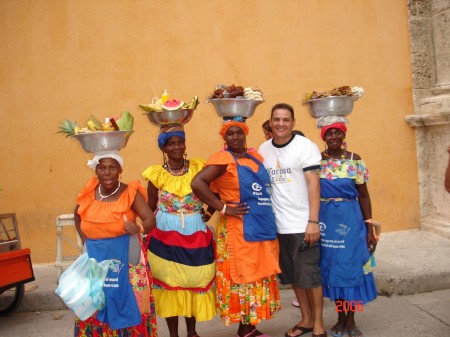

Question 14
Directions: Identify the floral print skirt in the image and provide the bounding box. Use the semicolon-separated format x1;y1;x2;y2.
215;215;281;326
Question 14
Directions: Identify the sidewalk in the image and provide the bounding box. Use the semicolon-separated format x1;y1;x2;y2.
2;289;450;336
7;228;450;313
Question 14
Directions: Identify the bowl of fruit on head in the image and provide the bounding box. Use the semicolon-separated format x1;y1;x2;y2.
302;86;364;118
139;92;199;127
57;111;135;153
207;84;265;118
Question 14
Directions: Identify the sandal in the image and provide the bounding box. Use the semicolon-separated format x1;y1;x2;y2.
237;331;254;337
285;326;313;337
330;323;346;337
253;330;271;337
346;326;363;337
312;334;327;337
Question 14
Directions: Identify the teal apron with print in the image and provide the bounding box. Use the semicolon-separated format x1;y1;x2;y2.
230;151;277;242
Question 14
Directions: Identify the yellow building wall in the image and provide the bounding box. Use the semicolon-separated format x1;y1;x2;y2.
0;0;418;263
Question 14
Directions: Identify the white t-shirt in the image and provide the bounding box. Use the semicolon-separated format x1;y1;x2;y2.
259;135;321;234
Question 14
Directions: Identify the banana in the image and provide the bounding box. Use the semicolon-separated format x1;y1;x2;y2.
86;120;98;132
89;115;103;129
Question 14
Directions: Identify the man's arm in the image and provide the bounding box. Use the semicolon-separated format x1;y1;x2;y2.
304;168;321;245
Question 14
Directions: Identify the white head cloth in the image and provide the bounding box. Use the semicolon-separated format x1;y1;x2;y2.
316;116;349;129
87;150;124;170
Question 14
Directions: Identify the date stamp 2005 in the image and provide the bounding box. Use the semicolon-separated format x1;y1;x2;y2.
335;300;365;312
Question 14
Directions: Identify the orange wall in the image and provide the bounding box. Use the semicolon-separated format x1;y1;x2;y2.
0;0;417;263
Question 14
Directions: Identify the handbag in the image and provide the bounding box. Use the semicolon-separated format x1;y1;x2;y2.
129;235;152;315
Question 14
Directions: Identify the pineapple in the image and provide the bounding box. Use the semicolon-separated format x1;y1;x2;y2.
57;119;79;137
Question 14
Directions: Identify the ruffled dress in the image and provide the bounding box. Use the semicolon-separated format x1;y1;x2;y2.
206;150;281;326
74;177;158;337
142;158;217;321
319;157;377;304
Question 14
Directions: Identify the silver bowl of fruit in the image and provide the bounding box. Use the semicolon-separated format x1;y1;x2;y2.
305;96;355;118
73;131;134;153
144;109;195;127
208;98;264;118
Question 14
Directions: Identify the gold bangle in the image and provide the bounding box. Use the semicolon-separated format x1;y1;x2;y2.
205;210;212;217
308;219;320;224
365;219;373;224
137;222;144;233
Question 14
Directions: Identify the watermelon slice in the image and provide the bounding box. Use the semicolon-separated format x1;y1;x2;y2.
162;99;184;111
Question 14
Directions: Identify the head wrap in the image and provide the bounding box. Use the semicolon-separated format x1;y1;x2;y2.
316;116;348;140
87;150;124;170
157;125;185;150
219;117;249;139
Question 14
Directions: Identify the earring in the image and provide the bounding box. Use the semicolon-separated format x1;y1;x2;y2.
184;152;188;159
163;152;168;168
342;140;347;152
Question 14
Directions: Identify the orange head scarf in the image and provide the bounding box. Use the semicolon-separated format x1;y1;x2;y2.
219;120;249;139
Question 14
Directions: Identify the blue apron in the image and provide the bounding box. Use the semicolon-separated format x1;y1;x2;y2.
230;151;277;242
319;178;370;287
86;235;141;329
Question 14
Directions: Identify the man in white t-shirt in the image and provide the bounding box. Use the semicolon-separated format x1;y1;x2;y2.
259;103;326;337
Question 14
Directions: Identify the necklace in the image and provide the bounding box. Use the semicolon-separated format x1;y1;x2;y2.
228;149;247;157
165;159;188;176
324;149;347;160
98;182;121;201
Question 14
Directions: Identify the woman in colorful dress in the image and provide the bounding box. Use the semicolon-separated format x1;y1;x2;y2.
74;150;158;337
316;117;377;337
191;118;281;337
142;125;216;337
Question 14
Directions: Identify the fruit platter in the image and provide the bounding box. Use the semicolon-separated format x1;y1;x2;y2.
207;84;265;118
139;90;199;126
57;111;134;153
302;86;364;118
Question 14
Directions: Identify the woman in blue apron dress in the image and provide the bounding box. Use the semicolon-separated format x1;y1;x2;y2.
191;119;281;337
318;121;377;337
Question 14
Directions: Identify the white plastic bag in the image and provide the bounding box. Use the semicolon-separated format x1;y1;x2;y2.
55;252;111;320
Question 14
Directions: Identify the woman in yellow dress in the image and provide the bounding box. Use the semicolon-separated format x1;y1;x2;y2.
142;126;216;337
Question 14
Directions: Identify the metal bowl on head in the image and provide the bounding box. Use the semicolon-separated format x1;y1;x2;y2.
145;109;194;127
208;98;264;118
72;131;134;153
305;96;355;118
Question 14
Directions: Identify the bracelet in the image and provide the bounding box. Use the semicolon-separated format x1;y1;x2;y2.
220;204;227;215
204;210;213;217
364;219;373;224
136;222;144;233
308;219;320;224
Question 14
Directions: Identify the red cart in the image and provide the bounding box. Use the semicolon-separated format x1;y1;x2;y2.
0;213;35;315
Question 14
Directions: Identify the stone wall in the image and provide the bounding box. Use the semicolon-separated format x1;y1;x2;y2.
406;0;450;237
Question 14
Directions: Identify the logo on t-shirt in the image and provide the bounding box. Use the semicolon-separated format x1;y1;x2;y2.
266;160;292;184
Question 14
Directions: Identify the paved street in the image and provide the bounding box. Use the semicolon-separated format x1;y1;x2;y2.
1;288;449;337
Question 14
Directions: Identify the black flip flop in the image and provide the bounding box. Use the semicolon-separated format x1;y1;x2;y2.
285;326;313;337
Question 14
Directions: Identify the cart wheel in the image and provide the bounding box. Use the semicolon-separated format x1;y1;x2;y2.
0;285;25;316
